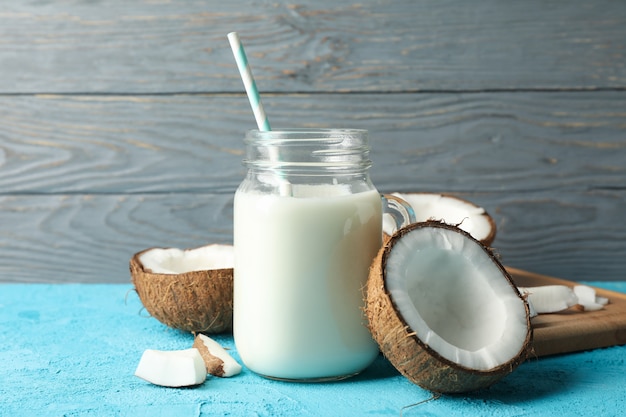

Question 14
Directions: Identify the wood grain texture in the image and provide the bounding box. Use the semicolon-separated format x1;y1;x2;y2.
0;0;625;93
1;92;624;194
0;193;233;283
0;1;625;283
0;190;623;283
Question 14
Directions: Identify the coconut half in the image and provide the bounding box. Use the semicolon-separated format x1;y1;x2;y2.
130;244;234;333
383;193;497;246
366;221;531;393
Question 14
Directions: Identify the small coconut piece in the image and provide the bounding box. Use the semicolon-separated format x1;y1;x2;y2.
134;348;206;387
518;285;610;314
366;221;531;393
518;286;579;314
192;334;242;377
383;192;496;246
596;296;610;306
130;244;234;333
574;285;608;312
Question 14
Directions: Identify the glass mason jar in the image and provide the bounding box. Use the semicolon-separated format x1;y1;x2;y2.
233;129;412;381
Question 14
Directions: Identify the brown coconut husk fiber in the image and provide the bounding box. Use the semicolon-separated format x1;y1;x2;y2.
130;249;233;333
366;222;532;393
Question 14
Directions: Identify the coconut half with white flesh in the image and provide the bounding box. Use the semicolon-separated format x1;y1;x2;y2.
383;193;497;246
366;221;532;393
130;244;234;333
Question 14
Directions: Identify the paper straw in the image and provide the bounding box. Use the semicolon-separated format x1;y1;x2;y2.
228;32;291;196
227;32;271;131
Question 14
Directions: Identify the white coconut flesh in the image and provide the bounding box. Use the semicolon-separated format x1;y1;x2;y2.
134;348;207;387
384;193;494;244
384;225;528;372
139;244;234;274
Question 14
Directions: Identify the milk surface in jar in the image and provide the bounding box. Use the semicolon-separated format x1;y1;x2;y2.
233;128;383;381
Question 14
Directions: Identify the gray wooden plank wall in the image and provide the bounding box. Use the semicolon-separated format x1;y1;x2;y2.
1;1;625;283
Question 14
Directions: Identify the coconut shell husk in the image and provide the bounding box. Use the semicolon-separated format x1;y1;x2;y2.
130;248;233;333
365;222;532;393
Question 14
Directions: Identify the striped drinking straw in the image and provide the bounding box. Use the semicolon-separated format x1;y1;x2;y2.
228;32;292;196
227;32;271;131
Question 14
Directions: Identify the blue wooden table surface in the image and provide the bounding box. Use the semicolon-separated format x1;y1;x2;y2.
2;281;625;417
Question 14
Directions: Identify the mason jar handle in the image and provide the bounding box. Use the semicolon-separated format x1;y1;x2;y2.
381;194;415;234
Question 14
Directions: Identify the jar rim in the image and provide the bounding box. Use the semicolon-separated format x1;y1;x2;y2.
245;128;368;144
248;128;368;134
242;128;371;173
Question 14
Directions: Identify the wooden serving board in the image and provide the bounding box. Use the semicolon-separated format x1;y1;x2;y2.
507;267;626;357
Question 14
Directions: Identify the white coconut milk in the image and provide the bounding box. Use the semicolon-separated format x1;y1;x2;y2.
233;185;382;380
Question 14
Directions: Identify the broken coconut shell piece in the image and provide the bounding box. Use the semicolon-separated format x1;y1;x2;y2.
193;334;242;377
130;244;234;333
383;192;497;246
366;221;532;394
